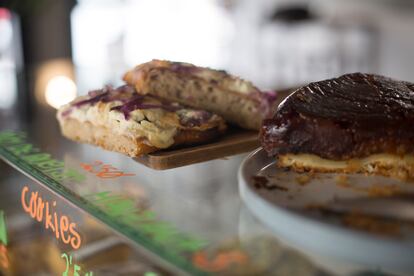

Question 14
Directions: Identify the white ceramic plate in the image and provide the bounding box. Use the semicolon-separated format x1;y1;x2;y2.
238;148;414;274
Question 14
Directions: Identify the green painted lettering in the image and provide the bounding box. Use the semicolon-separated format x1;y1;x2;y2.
48;170;64;181
84;191;207;255
120;210;156;226
176;236;207;252
61;168;86;182
86;191;123;204
0;211;8;245
0;131;25;146
105;199;135;217
38;160;64;170
139;222;177;244
43;166;64;174
22;153;51;164
8;143;39;156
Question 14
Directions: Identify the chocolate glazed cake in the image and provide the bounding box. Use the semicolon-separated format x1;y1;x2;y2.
261;73;414;180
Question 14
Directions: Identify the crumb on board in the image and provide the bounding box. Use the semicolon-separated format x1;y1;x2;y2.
366;185;401;197
252;175;288;191
295;174;312;186
305;205;405;237
342;212;401;237
252;176;268;189
305;203;326;210
336;176;402;196
335;174;349;187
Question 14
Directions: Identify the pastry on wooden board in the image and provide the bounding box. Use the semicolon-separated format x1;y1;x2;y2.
57;85;226;157
123;59;277;130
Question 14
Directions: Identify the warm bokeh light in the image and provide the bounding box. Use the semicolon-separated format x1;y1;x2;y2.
45;76;77;109
35;58;76;107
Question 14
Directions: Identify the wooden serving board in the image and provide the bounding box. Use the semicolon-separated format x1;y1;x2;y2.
134;129;259;170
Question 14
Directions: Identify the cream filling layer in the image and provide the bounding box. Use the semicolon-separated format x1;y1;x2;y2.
279;153;414;171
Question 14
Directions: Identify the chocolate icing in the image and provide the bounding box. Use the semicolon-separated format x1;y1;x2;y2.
261;73;414;160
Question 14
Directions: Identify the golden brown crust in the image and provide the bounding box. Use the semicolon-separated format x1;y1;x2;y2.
278;154;414;181
123;60;274;130
60;119;157;156
60;118;225;157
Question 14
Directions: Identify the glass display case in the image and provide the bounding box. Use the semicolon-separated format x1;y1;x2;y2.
0;108;409;276
0;128;318;275
1;1;414;275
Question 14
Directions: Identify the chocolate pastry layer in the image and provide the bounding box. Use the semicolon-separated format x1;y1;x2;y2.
261;73;414;160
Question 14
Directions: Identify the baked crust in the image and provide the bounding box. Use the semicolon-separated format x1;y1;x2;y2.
57;85;227;157
261;73;414;180
60;119;157;156
123;60;277;130
60;118;225;157
279;153;414;181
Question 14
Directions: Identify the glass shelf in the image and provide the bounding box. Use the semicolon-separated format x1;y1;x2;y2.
0;120;396;275
8;104;408;276
0;161;172;275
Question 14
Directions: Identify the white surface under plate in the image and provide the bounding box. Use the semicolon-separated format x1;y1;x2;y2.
238;148;414;275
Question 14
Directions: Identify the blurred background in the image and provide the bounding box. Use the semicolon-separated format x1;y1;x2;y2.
0;2;414;274
1;0;414;126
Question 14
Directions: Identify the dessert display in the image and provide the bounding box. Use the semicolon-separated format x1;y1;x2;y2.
57;60;278;158
123;59;277;130
261;72;414;180
57;85;226;157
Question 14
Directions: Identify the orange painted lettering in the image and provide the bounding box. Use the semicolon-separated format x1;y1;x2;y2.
36;197;44;222
29;191;38;218
21;186;30;213
193;250;248;272
60;216;70;244
20;186;82;250
53;202;60;239
0;244;8;269
81;161;135;179
45;202;55;232
69;223;81;249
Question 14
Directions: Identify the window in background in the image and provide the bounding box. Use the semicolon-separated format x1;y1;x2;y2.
229;1;378;90
71;0;234;94
71;0;414;92
0;8;21;110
